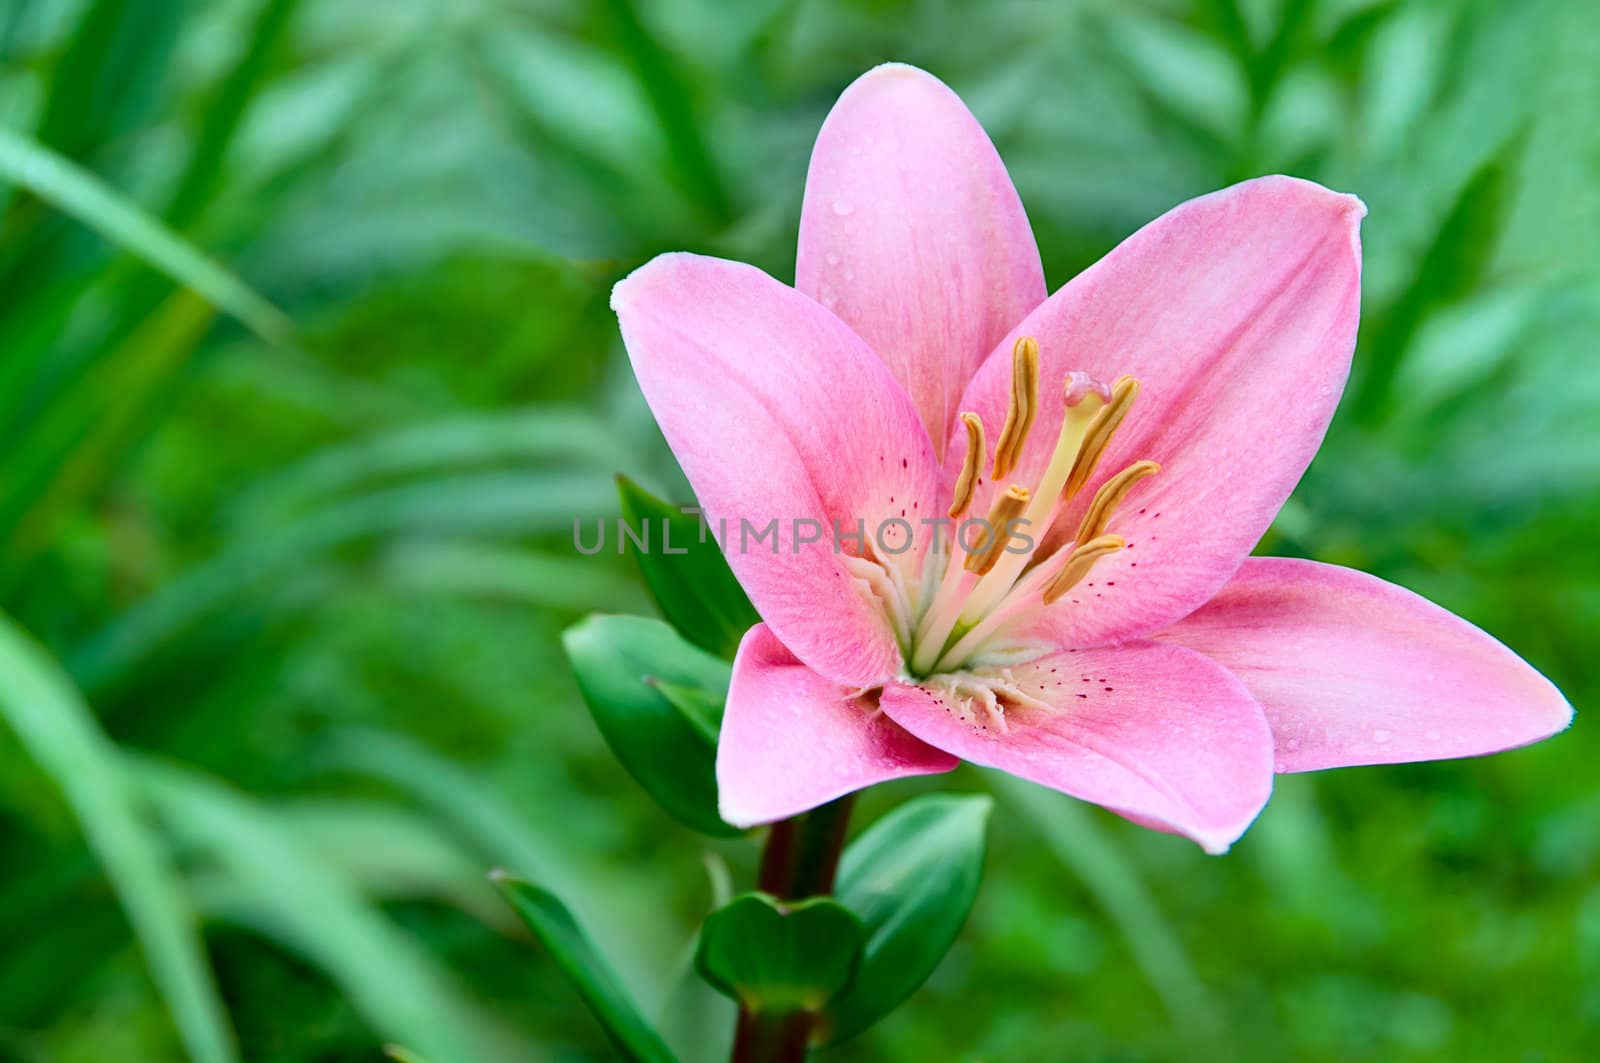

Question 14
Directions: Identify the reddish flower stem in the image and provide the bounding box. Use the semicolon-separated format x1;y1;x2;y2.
730;795;856;1063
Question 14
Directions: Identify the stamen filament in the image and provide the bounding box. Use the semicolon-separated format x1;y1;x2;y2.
964;485;1030;576
844;553;914;650
948;412;986;519
910;483;1029;676
991;338;1039;479
909;556;975;675
1075;460;1160;542
956;380;1109;624
929;546;1068;673
906;348;1155;680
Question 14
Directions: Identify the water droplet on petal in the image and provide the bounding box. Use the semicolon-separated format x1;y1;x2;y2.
1426;729;1441;741
824;251;841;266
1373;729;1392;744
1285;738;1301;752
831;199;855;217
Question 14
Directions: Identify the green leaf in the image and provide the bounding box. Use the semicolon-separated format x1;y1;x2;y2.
493;873;678;1063
695;893;864;1014
826;793;992;1042
316;731;677;993
993;773;1228;1051
0;124;291;342
1352;131;1525;421
138;760;514;1062
382;1047;431;1063
647;676;722;744
0;614;239;1063
563;614;738;836
616;475;758;658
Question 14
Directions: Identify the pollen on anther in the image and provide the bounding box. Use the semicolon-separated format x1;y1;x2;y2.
992;337;1040;479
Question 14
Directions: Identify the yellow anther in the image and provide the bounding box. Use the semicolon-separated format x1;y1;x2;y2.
948;412;987;519
1042;534;1125;604
963;484;1030;576
1063;375;1140;502
1075;460;1160;543
992;337;1040;480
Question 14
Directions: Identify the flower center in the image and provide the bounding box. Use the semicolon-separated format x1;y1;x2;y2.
903;337;1158;678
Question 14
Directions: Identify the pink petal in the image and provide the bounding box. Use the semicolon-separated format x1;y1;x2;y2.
796;64;1047;454
614;253;939;687
879;641;1274;853
951;176;1364;648
1157;558;1574;772
717;625;959;827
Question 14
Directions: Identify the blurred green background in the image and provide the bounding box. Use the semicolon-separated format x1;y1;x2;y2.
0;0;1595;1059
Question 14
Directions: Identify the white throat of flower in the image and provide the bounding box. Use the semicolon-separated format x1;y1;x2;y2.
877;336;1159;680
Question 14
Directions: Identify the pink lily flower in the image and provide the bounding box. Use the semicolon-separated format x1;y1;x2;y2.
611;64;1573;853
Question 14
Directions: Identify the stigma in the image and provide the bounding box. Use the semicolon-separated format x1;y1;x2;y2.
906;336;1159;677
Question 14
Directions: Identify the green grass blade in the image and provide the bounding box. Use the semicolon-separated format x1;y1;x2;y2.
70;470;617;692
494;874;678;1063
0;613;238;1063
993;774;1230;1054
0;124;291;342
229;409;627;529
317;731;679;1000
137;759;520;1063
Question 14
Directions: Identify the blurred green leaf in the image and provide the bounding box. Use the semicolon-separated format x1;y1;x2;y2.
316;729;678;996
383;1047;433;1063
493;873;678;1063
232;409;629;530
374;540;640;613
0;125;291;342
73;470;617;692
994;774;1228;1052
695;892;864;1013
164;0;303;228
30;0;181;163
604;0;733;224
0;614;238;1063
827;793;991;1042
139;760;513;1063
617;475;758;658
563;614;738;837
1353;131;1524;421
0;289;214;571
